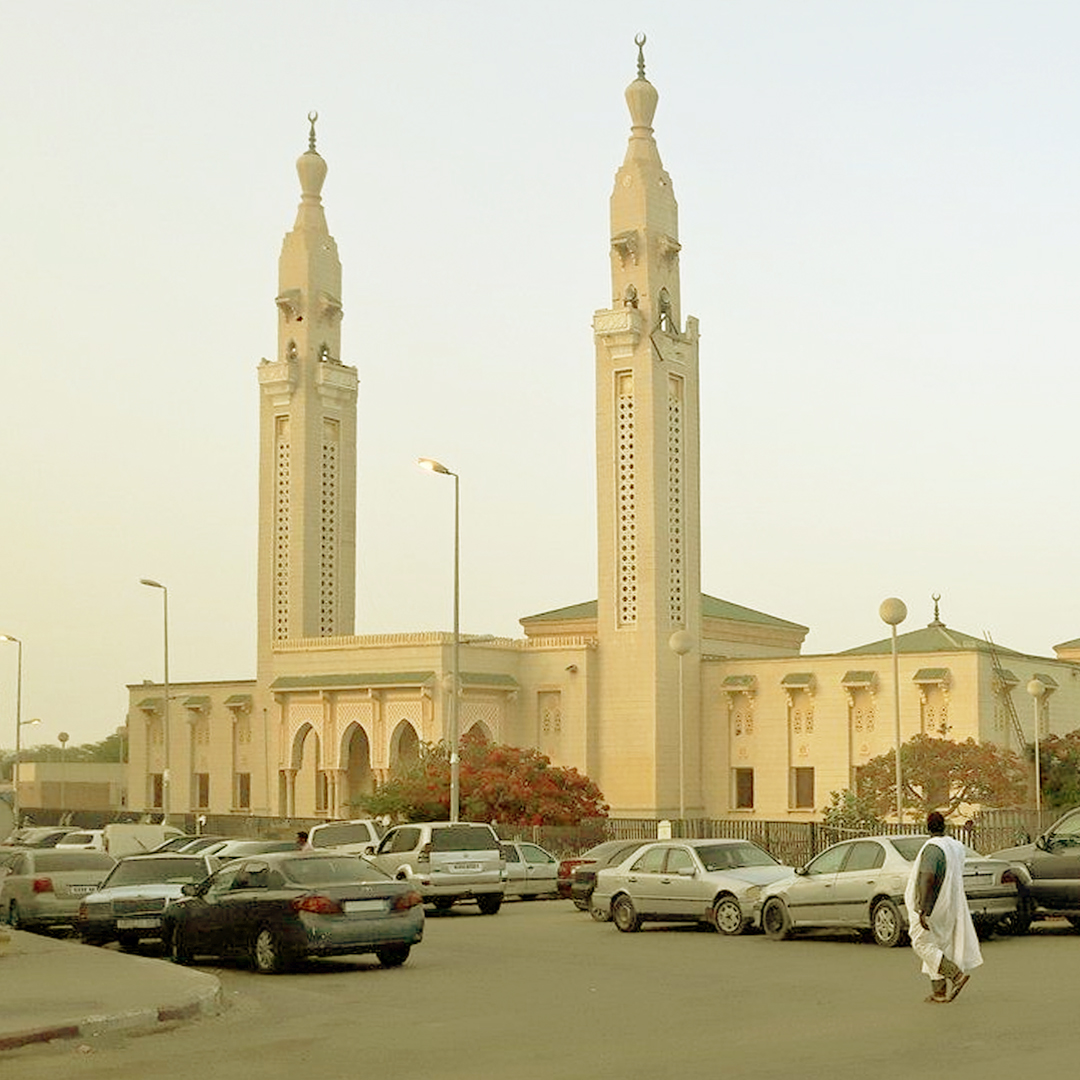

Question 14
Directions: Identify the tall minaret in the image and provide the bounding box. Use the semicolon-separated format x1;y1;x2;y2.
257;114;358;675
593;39;701;817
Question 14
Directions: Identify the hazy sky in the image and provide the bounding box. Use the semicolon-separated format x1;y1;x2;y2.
3;1;1079;748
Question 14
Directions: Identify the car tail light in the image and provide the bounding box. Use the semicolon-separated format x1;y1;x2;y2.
32;877;54;894
392;890;424;912
1002;869;1018;885
418;842;432;865
292;894;343;915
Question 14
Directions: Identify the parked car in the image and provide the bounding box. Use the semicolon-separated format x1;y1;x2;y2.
307;819;383;855
758;835;1019;947
591;838;794;934
77;852;223;949
991;806;1080;932
500;841;559;898
162;851;425;973
568;840;652;915
557;839;650;904
367;822;506;913
200;838;298;862
1;849;116;931
1;826;81;849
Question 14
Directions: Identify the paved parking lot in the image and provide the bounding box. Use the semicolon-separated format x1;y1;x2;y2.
5;902;1079;1079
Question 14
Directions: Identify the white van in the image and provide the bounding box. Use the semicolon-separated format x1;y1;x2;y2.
57;824;184;858
306;819;383;855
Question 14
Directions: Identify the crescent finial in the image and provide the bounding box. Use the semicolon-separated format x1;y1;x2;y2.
635;33;647;80
307;110;319;152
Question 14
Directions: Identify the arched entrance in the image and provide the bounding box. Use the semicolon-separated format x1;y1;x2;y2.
389;720;420;776
341;723;374;814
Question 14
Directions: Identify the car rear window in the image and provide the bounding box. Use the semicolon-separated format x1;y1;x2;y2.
696;843;779;871
891;837;930;862
283;857;391;885
310;824;376;848
32;852;115;872
58;833;96;845
105;858;209;886
431;826;499;852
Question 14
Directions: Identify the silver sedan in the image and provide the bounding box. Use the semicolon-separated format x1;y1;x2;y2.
591;838;794;935
758;834;1019;947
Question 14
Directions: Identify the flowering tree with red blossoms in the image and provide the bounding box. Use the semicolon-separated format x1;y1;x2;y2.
356;729;609;826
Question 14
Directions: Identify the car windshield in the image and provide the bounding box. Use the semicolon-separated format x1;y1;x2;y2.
104;858;208;886
282;857;391;885
430;826;497;852
696;843;779;871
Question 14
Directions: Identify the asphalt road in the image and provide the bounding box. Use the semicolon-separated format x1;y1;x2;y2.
5;901;1079;1080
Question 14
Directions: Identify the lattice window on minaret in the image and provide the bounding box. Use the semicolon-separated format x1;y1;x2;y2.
319;419;340;636
616;372;637;626
667;374;684;626
538;690;562;745
274;417;291;640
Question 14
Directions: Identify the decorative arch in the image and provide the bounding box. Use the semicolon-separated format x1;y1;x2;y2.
464;721;492;744
290;723;321;815
389;719;420;775
340;722;374;809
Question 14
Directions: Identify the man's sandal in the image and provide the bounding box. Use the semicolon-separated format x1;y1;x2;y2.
946;973;970;1001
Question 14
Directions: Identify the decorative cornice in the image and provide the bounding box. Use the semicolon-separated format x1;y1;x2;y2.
275;288;303;321
611;229;640;266
258;358;298;404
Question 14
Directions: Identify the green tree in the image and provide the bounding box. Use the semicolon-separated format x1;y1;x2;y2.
357;729;609;826
1031;730;1080;809
856;734;1027;819
821;788;886;834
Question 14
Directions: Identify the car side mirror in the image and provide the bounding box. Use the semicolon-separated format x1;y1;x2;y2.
1035;835;1051;852
795;866;808;876
181;882;199;897
676;866;696;877
363;844;375;855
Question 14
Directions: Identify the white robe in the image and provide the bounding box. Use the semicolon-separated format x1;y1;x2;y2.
903;835;983;978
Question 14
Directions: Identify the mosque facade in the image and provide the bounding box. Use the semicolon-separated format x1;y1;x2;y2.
126;47;1080;825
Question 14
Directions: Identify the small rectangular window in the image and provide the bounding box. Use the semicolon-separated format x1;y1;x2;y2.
734;768;754;810
792;767;814;810
150;773;164;809
236;773;251;810
195;773;210;809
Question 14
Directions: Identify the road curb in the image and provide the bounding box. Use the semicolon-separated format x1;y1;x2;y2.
0;975;223;1053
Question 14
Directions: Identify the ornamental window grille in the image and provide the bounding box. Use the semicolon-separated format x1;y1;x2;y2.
616;372;637;626
274;416;291;640
539;690;562;738
319;419;339;635
667;374;684;626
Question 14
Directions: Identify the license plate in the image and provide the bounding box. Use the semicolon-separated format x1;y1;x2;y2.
116;917;161;930
70;885;97;894
343;899;386;914
452;863;481;872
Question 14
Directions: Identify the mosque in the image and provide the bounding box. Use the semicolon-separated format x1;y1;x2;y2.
126;43;1080;825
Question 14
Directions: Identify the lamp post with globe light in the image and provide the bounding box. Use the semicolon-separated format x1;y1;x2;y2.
1026;678;1045;823
879;598;907;824
668;630;694;825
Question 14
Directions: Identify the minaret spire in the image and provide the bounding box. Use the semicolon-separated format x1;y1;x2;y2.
592;39;701;817
257;116;358;676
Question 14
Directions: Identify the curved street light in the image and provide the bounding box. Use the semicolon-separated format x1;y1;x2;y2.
417;459;460;822
0;634;40;829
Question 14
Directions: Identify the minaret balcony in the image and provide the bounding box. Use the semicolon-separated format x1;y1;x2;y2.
593;307;644;362
316;360;358;403
258;358;298;405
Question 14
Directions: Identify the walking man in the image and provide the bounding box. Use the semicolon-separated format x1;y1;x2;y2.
904;810;982;1003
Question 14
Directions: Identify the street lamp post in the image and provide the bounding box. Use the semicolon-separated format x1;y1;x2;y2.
1026;678;1045;825
668;631;694;827
0;634;39;829
417;458;460;823
879;598;907;824
139;579;171;825
58;731;70;817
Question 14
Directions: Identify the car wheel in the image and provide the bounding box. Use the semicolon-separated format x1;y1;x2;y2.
712;894;747;936
117;932;141;952
252;925;292;974
588;897;610;923
998;897;1034;936
81;932;108;947
612;894;641;933
432;896;455;912
375;944;411;967
761;898;792;940
476;894;502;916
871;898;905;948
170;924;194;965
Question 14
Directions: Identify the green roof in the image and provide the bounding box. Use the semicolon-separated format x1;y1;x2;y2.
184;696;210;708
913;668;950;683
270;671;517;691
522;593;806;631
841;671;877;686
225;694;253;706
841;623;1025;657
780;673;815;687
